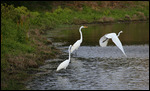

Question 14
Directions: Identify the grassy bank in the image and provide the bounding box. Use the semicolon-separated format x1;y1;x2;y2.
26;1;149;28
2;1;149;28
1;4;60;90
1;1;149;90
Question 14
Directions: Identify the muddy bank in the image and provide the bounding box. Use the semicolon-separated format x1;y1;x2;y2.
1;28;61;90
73;16;149;25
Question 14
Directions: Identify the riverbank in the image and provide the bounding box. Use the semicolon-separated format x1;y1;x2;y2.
1;4;61;90
1;28;61;90
1;26;61;90
1;1;149;90
2;1;149;29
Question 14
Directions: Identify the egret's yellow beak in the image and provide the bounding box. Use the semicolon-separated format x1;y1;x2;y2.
84;26;88;28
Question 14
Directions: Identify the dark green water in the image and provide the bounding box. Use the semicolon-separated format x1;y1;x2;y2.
47;21;149;46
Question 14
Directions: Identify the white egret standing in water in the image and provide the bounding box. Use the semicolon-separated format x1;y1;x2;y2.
70;26;88;54
99;31;127;57
56;45;72;71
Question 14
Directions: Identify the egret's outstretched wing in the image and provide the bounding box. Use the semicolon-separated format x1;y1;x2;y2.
56;59;70;71
99;35;109;47
111;36;127;57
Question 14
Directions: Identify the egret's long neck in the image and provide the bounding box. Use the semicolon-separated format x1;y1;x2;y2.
117;31;123;37
68;47;71;61
79;27;83;41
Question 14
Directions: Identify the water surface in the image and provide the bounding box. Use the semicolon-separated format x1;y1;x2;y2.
27;22;149;90
47;21;149;46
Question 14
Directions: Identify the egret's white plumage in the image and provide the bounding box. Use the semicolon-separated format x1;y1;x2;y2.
70;26;88;53
117;31;123;37
56;45;72;71
99;31;127;57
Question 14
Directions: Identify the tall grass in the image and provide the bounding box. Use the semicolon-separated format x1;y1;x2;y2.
1;4;34;56
1;4;35;90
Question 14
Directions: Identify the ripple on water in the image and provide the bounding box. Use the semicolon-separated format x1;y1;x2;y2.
27;45;149;90
63;45;149;59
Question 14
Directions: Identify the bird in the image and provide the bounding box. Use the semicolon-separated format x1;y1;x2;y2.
70;26;88;54
56;45;72;71
99;31;127;57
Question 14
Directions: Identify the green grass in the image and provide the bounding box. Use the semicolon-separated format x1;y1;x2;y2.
1;4;36;90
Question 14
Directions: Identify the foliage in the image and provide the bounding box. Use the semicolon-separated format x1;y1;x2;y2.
1;4;35;90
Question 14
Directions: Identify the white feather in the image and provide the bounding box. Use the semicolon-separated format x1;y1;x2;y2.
56;59;70;71
99;31;127;57
56;45;72;71
70;40;81;53
70;26;87;53
111;35;127;57
99;35;109;47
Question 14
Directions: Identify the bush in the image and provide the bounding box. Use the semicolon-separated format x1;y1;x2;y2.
1;4;34;57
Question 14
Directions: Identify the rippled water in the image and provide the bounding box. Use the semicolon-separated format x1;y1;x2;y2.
26;22;149;90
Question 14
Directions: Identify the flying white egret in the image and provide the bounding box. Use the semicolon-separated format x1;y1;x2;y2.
99;31;127;57
70;26;88;53
56;45;72;71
